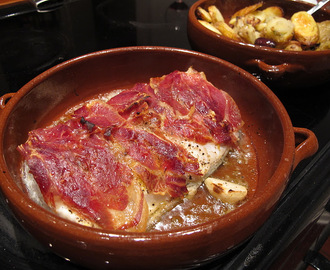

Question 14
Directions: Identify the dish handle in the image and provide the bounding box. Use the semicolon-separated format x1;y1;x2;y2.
247;59;305;80
293;127;319;170
0;93;15;110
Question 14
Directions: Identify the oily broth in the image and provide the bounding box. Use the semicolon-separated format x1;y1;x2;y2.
151;130;258;232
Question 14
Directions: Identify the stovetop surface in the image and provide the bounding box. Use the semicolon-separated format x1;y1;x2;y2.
0;1;329;269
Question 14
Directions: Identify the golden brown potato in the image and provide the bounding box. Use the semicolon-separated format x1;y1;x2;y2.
262;17;294;45
284;40;303;51
317;20;330;43
261;6;284;21
291;11;319;46
215;21;242;41
229;2;264;25
317;40;330;51
196;6;212;23
198;20;221;34
248;6;283;25
208;5;224;24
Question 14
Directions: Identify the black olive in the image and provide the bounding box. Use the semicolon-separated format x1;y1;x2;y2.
254;38;276;48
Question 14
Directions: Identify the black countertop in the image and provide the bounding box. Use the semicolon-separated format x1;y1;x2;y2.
0;1;329;269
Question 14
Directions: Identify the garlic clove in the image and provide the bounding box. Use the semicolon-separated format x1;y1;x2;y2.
205;177;248;204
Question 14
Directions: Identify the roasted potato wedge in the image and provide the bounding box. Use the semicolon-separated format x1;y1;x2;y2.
208;5;224;23
215;21;242;41
198;20;221;34
196;6;212;23
291;11;319;46
229;2;264;25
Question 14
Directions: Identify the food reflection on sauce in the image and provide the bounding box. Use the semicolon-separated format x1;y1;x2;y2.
152;130;258;232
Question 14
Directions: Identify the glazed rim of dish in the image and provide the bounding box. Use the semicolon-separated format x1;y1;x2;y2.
189;0;330;55
0;46;295;242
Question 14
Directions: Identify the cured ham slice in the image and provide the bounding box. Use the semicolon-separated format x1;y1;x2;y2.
73;100;201;198
18;68;243;232
108;68;242;145
19;119;148;231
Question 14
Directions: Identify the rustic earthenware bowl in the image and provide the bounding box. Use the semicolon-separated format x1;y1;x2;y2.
188;0;330;88
0;46;318;269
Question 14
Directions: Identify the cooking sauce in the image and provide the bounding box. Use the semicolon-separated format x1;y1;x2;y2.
152;130;258;231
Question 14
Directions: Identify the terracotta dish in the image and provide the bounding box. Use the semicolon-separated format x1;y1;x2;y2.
188;0;330;88
0;47;318;269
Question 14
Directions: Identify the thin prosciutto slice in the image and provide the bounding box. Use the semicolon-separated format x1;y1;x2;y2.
74;100;201;197
18;119;148;231
18;67;243;231
107;68;242;145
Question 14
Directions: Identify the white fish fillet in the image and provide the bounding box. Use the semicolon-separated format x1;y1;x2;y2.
22;163;100;228
144;136;229;229
21;137;229;230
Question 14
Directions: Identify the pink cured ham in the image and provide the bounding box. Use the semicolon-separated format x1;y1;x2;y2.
74;100;202;197
18;68;243;231
18;119;148;231
107;68;242;145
